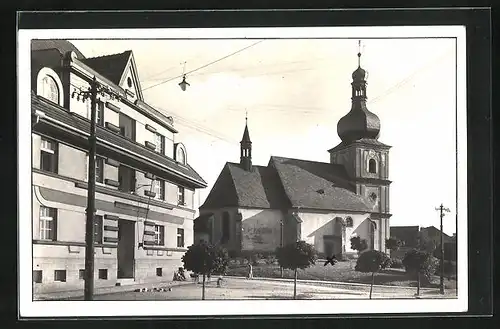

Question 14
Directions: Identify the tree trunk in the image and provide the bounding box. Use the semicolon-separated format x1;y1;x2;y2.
202;273;206;300
416;272;421;297
369;272;375;299
293;269;297;299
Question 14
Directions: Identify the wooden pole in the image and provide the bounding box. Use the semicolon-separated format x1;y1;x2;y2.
84;77;98;301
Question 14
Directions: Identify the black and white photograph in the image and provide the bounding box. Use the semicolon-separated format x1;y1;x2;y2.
18;25;468;317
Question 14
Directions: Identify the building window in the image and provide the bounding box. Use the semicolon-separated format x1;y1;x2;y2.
98;269;108;280
177;147;186;165
95;101;104;126
118;165;136;193
94;215;103;244
79;269;85;280
41;75;59;104
96;157;104;183
40;137;58;173
54;270;66;282
222;212;230;243
153;179;165;200
154;133;165;154
177;228;185;248
177;186;185;205
33;270;43;283
156;268;162;277
345;217;353;228
368;159;377;174
154;225;164;246
39;206;57;241
119;113;136;141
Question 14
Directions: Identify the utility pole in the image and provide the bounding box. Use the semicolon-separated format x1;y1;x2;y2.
84;76;98;300
280;218;284;278
435;203;450;295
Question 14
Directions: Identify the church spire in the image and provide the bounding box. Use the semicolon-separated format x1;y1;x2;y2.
336;40;381;144
240;111;252;171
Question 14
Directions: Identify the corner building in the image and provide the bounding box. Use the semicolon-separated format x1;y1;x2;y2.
30;40;206;294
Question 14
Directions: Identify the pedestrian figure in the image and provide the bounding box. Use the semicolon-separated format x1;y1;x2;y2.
247;263;253;279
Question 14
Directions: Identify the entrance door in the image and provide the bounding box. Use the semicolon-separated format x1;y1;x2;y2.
117;219;135;279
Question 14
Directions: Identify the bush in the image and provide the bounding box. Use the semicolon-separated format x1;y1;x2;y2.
264;254;277;265
390;258;404;269
350;236;368;253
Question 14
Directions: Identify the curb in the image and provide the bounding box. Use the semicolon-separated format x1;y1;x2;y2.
226;276;441;291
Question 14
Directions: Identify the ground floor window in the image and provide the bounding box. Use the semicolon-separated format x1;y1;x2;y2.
39;206;57;241
154;225;164;246
54;270;66;282
33;270;42;283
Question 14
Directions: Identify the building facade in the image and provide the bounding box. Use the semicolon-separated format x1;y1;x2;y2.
31;40;206;294
196;50;392;258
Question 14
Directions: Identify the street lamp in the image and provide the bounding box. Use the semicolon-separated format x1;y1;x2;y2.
178;75;190;91
435;203;450;295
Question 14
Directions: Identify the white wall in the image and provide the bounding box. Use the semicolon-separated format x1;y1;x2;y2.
239;208;283;252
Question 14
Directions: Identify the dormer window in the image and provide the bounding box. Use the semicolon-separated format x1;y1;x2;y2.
368;158;377;174
41;76;59;103
176;145;186;165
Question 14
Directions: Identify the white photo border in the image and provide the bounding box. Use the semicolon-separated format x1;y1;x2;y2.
18;26;467;318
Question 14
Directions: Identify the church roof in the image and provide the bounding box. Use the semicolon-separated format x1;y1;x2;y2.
200;156;374;213
81;51;132;85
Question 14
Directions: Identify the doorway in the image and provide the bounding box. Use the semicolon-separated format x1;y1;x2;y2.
323;235;342;258
117;219;135;279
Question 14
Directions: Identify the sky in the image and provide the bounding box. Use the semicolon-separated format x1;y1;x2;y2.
71;37;458;235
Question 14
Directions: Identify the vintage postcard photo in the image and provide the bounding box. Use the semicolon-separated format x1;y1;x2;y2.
18;26;467;317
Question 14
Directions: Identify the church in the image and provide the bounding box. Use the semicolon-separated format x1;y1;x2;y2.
195;49;392;259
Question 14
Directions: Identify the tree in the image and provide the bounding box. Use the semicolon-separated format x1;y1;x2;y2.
275;240;317;299
402;249;439;296
181;242;229;300
416;233;436;253
350;236;368;254
354;250;391;299
385;237;403;251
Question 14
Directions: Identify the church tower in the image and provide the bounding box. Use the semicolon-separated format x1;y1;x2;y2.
328;41;392;252
240;115;252;171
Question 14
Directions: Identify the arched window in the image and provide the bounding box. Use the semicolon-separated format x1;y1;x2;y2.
41;75;59;104
177;147;186;165
345;217;353;228
368;158;377;174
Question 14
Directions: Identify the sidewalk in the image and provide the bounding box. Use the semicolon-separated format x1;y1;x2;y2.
34;280;196;301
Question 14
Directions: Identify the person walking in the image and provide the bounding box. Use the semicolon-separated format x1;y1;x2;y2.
247;263;253;279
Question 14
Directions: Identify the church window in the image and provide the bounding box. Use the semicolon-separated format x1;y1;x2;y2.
222;212;230;243
345;217;353;227
368;158;377;173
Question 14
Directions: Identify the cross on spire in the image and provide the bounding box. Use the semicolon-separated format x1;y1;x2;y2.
245;110;248;124
357;40;362;67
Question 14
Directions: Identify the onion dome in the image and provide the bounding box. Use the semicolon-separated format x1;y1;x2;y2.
337;44;381;143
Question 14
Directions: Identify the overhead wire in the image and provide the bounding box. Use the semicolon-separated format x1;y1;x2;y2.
141;40;265;92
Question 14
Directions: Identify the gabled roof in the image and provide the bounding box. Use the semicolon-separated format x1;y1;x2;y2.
82;51;132;86
200;162;290;210
201;156;375;213
270;156;372;212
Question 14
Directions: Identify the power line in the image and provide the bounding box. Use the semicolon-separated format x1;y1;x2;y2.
142;40;264;92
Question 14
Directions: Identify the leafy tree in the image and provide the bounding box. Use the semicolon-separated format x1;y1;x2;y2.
182;242;229;300
385;237;403;251
350;236;368;254
416;233;437;253
354;250;391;299
402;249;439;296
276;240;317;299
